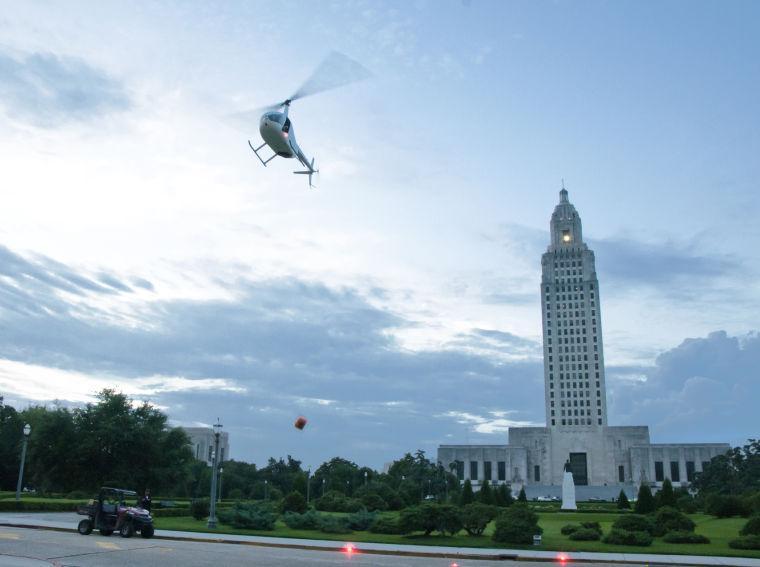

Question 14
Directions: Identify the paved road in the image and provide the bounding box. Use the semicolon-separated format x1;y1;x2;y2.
0;525;603;567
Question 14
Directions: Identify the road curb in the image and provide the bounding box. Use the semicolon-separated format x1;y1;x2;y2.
1;522;757;566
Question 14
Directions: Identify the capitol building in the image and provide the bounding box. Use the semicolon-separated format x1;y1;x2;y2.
437;189;728;497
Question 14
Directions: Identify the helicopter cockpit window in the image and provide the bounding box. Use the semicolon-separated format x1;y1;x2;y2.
266;113;282;123
282;118;291;133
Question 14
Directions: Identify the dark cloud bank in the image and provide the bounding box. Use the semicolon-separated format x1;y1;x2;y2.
0;243;756;467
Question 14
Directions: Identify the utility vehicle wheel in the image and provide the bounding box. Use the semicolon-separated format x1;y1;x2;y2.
119;521;134;538
140;525;154;539
77;519;93;535
99;529;113;536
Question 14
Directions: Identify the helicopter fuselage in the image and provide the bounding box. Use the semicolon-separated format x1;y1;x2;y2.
259;112;302;159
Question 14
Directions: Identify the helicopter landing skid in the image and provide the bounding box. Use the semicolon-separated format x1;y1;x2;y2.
248;140;277;167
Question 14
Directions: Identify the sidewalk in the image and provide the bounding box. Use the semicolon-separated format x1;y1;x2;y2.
1;512;759;567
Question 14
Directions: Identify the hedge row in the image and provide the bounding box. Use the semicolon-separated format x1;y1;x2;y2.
0;500;82;512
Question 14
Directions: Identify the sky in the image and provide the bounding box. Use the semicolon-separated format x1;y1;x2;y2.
0;0;758;470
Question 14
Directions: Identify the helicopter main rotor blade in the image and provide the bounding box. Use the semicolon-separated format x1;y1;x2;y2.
288;50;371;103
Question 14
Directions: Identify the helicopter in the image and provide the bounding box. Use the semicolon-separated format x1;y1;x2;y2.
231;51;370;188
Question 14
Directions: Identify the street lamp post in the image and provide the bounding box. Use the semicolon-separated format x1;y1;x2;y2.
15;424;31;501
364;470;368;487
321;478;325;497
218;466;224;503
207;419;223;529
264;479;268;501
306;468;311;504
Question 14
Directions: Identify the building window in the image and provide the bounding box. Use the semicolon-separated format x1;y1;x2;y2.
534;465;540;482
655;461;664;482
484;461;492;481
686;461;696;482
670;461;680;482
470;461;479;481
454;460;464;480
498;461;506;481
618;465;625;482
597;418;602;425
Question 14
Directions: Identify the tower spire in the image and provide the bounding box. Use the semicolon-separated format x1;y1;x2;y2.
559;179;569;204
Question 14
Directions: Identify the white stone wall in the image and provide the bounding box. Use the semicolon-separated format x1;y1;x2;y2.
437;445;527;491
630;443;730;487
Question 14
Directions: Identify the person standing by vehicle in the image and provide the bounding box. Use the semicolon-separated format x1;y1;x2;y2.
140;489;151;511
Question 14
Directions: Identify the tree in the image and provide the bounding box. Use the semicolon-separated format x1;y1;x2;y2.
492;503;542;544
517;486;528;502
635;483;656;514
460;479;474;505
494;483;513;507
617;488;631;510
461;503;498;536
281;491;307;514
478;480;494;505
693;440;760;496
657;478;677;509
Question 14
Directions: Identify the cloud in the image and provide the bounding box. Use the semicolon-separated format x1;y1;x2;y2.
0;48;129;127
608;330;759;445
0;243;546;467
497;223;744;294
442;410;541;434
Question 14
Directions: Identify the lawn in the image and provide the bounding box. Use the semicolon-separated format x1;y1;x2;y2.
154;511;760;559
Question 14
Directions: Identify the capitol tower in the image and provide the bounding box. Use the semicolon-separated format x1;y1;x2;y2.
541;188;608;429
438;187;729;496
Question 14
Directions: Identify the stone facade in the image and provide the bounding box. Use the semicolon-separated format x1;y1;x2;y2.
437;189;729;491
183;427;230;466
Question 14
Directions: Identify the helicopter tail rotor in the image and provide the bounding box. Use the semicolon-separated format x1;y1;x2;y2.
294;157;318;188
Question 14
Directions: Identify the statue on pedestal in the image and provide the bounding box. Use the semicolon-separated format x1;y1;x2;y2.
561;459;577;510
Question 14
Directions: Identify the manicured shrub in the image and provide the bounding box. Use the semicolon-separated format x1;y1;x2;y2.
663;531;710;544
495;484;514;507
652;506;695;536
729;535;760;550
369;516;403;534
602;529;653;546
318;515;351;534
740;515;760;536
676;494;697;514
314;490;363;513
705;494;749;518
517;487;527;503
399;504;436;536
656;478;677;509
151;507;191;517
345;509;377;531
437;504;464;536
581;521;602;534
281;491;307;514
561;524;580;535
478;480;494;505
460;480;474;506
219;502;277;530
616;489;630;510
569;528;601;541
492;504;542;545
66;490;91;499
190;498;209;520
461;503;498;536
634;484;656;514
612;514;655;535
361;493;388;512
282;510;323;530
